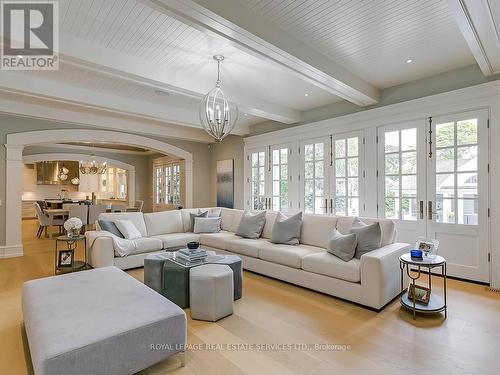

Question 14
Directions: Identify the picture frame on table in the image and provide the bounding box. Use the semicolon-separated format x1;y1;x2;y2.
58;250;74;268
408;283;431;304
414;237;440;259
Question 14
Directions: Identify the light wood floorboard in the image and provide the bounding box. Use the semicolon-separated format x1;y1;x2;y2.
1;219;499;374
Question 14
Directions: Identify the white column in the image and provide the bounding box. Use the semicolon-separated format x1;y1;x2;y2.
5;144;24;257
128;169;136;207
184;158;193;208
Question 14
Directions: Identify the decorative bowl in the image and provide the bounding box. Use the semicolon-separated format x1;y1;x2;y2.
187;241;200;250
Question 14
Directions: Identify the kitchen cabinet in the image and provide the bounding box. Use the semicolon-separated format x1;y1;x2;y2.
78;174;98;194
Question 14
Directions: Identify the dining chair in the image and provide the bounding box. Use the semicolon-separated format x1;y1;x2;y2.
126;200;144;212
88;204;106;230
68;205;89;234
111;204;127;213
35;203;63;238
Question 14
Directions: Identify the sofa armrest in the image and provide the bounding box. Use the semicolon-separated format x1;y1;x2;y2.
360;242;411;310
86;232;115;269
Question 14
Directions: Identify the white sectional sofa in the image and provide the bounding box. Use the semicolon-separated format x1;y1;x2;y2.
86;208;410;310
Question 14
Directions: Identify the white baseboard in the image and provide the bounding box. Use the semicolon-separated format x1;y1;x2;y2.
0;245;24;258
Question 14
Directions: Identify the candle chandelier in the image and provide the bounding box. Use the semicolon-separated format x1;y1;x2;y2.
79;155;107;175
199;55;239;142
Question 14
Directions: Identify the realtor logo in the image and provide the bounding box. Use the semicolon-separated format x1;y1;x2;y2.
1;1;59;70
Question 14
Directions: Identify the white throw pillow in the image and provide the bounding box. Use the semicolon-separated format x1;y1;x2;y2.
114;219;142;240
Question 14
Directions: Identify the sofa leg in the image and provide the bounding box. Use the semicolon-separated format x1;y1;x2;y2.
179;352;186;367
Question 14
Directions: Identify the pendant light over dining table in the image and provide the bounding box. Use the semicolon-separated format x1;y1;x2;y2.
199;55;239;142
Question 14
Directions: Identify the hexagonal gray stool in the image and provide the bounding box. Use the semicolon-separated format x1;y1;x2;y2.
189;264;234;321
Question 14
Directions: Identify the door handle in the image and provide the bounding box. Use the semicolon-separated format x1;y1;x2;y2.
330;198;333;214
419;201;424;220
321;198;328;214
428;201;437;220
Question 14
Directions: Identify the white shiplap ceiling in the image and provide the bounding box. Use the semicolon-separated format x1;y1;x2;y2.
238;0;476;88
0;0;493;139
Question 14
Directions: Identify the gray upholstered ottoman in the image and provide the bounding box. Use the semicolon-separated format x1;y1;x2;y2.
189;264;234;321
22;266;187;375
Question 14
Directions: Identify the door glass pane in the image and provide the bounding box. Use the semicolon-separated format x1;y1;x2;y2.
401;128;417;151
272;147;289;212
251;151;266;210
436;122;454;147
347;137;358;157
385;131;399;152
457;146;477;171
434;118;479;225
457;173;478;198
382;127;417;220
457;119;477;145
436;148;455;172
401;152;417;174
334;136;360;216
385;154;399;174
457;199;478;225
436;198;455;223
303;142;326;214
335;139;345;158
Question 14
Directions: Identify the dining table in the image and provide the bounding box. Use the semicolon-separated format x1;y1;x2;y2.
43;209;69;238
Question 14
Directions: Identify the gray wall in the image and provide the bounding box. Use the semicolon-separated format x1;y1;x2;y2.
251;65;500;135
209;135;245;209
0;114;214;246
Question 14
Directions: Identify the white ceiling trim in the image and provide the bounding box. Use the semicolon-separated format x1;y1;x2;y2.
139;0;380;106
33;143;156;156
447;0;500;75
0;92;214;143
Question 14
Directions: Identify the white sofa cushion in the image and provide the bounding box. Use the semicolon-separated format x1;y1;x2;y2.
261;211;278;239
336;216;395;247
300;214;337;248
126;237;163;256
226;238;272;258
259;243;323;269
98;212;147;237
199;231;241;250
151;233;200;249
143;210;184;236
302;251;361;283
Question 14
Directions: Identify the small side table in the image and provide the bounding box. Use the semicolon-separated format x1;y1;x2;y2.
399;253;447;320
55;235;87;275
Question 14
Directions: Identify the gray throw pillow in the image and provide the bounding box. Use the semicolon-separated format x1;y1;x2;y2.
193;217;221;234
98;220;124;238
350;218;381;259
327;229;357;262
271;212;303;245
189;210;208;232
236;210;266;239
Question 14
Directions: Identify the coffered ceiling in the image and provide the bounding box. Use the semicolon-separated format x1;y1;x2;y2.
0;0;498;140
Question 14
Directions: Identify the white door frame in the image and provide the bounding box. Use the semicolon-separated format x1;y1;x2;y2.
4;129;194;258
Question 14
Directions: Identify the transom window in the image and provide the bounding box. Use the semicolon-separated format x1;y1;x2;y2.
334;137;359;216
383;128;417;220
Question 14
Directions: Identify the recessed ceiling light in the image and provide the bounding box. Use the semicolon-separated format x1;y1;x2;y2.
243;113;247;116
304;93;309;97
406;59;414;64
154;89;170;96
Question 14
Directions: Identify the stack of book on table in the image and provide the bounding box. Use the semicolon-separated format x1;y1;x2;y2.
177;248;207;264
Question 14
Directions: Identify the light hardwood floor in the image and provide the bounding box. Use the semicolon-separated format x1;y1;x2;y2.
1;219;500;374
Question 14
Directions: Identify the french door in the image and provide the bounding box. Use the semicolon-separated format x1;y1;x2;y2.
378;109;489;282
300;131;364;216
248;144;292;212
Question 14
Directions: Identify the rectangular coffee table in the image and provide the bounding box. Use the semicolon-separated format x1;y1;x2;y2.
144;250;242;308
